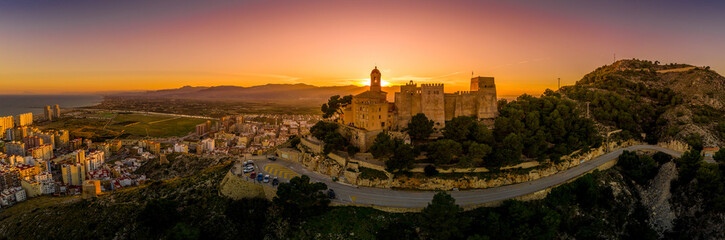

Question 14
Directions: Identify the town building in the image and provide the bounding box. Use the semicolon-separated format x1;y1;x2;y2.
201;138;215;153
173;143;189;153
6;141;26;156
53;104;61;119
14;113;33;127
44;105;53;121
28;144;53;160
82;180;101;199
0;116;13;140
61;163;86;186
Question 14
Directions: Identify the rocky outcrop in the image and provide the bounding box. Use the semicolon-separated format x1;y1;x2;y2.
638;161;678;237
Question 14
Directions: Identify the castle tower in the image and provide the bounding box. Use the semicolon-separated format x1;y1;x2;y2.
370;66;382;92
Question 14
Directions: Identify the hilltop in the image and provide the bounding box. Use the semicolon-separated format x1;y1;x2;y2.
560;59;725;148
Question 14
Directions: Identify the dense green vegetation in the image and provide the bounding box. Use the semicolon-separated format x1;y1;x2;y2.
405;113;435;141
310;121;350;154
369;132;417;172
617;150;658;185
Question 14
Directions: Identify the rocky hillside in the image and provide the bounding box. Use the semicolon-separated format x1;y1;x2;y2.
135;153;233;180
560;59;725;147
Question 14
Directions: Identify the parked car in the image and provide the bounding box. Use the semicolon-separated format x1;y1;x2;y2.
268;156;277;161
256;174;264;182
263;175;270;183
327;189;336;199
243;166;253;173
246;160;254;166
250;172;256;178
272;177;279;186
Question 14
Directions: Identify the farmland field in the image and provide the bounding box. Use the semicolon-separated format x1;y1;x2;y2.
39;111;212;141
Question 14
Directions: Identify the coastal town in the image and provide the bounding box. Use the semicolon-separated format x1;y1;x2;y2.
0;106;319;207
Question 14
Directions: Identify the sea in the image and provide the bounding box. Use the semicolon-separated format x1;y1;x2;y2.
0;95;103;117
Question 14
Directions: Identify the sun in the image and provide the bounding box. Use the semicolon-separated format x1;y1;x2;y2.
357;79;391;87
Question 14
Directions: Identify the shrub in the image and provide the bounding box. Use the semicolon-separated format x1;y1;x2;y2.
424;165;439;177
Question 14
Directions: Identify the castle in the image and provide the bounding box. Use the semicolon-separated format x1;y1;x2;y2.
340;67;498;132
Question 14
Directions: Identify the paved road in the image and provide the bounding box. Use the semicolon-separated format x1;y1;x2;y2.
244;145;683;209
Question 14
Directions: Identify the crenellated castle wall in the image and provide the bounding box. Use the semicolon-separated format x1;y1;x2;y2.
393;77;498;130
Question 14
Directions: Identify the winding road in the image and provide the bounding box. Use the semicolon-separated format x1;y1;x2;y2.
247;145;683;209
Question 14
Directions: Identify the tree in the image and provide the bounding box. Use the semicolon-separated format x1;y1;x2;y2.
427;139;462;166
419;192;470;240
168;223;201;240
322;132;347;154
676;150;703;184
385;143;416;173
310;121;349;154
369;132;397;161
289;135;301;149
424;165;439;177
321;95;353;119
138;199;180;236
406;113;435;141
714;149;725;163
495;133;524;166
346;145;360;157
273;175;330;223
468;142;492;161
443;116;475;142
617;150;657;185
685;133;703;151
225;198;271;240
310;121;339;140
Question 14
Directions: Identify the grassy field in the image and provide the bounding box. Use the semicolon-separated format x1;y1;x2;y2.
39;111;211;140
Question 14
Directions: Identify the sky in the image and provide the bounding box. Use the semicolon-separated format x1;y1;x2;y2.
1;0;724;96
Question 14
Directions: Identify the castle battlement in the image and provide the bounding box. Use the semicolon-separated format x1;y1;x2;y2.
453;91;473;95
420;83;444;88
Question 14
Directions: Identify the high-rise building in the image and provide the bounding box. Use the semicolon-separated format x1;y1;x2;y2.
61;163;86;186
44;106;53;121
52;105;61;119
53;130;70;149
0;116;13;140
71;150;86;164
6;142;26;156
69;138;83;151
85;151;105;172
28;144;53;161
10;127;28;141
201;138;215;152
14;113;33;127
22;136;43;149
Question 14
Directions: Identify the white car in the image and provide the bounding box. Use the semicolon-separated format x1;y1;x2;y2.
243;167;253;173
263;175;270;183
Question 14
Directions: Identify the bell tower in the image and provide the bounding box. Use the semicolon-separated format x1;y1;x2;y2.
370;66;382;92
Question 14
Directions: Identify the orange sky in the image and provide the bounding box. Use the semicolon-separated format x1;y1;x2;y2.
1;0;724;96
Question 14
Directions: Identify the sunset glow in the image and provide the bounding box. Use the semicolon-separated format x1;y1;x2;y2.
1;0;724;96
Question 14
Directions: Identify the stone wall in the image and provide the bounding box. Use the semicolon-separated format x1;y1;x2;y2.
300;137;323;154
353;140;641;190
337;124;381;153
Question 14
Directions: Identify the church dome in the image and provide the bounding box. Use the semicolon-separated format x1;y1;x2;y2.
371;66;381;75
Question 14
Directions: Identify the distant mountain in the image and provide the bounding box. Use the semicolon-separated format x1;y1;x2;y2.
559;59;725;147
113;83;400;104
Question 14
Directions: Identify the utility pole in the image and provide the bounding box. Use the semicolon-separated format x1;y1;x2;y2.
586;102;590;118
557;77;560;90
